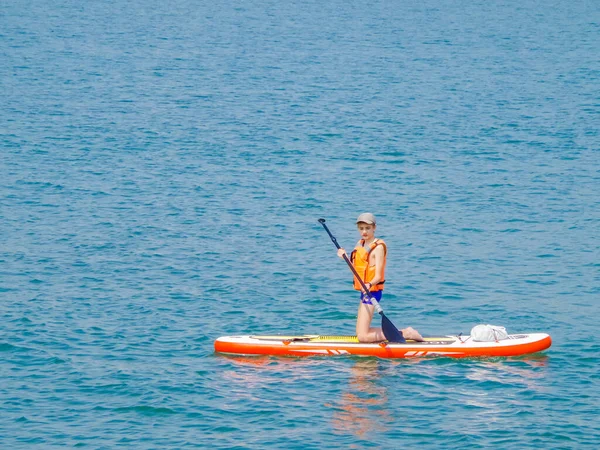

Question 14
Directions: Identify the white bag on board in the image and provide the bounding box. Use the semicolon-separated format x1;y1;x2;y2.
470;324;509;342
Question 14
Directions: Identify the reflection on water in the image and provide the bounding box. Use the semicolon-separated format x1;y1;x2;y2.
217;355;315;389
217;353;552;436
328;359;392;437
218;354;272;367
456;355;551;425
325;354;552;437
217;355;394;436
465;355;549;388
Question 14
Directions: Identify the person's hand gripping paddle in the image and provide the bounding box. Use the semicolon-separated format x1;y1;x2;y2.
318;218;406;343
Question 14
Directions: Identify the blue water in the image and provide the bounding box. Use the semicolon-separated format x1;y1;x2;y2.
2;0;599;447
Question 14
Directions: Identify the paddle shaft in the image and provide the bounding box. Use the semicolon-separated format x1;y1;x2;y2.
318;219;383;312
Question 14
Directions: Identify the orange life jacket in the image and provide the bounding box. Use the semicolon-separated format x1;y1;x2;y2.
350;239;387;291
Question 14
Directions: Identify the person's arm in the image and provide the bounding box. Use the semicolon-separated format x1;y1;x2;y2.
338;241;360;260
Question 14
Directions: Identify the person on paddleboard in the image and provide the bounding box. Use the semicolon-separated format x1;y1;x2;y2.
337;213;424;343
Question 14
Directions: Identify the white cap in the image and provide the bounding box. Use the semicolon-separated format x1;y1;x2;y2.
356;213;376;225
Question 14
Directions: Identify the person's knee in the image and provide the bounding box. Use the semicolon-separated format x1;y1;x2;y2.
356;331;370;342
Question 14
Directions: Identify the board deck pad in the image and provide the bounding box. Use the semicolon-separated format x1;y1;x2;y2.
250;335;458;344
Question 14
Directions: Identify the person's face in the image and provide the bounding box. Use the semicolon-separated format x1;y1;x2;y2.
357;222;375;241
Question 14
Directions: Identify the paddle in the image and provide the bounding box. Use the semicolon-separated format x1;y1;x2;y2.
318;218;406;343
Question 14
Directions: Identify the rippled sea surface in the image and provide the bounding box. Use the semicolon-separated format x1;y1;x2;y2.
2;0;599;448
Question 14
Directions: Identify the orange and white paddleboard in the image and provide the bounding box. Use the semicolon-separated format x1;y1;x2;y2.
214;333;551;358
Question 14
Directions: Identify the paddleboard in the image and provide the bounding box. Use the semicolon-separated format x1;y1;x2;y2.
214;333;551;358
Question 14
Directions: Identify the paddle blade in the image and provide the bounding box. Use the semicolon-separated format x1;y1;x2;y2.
380;312;406;343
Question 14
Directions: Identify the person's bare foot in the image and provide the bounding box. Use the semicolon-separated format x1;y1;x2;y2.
401;327;424;341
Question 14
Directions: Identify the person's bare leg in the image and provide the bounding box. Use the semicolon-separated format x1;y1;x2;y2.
356;303;386;342
356;302;425;342
401;327;424;341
